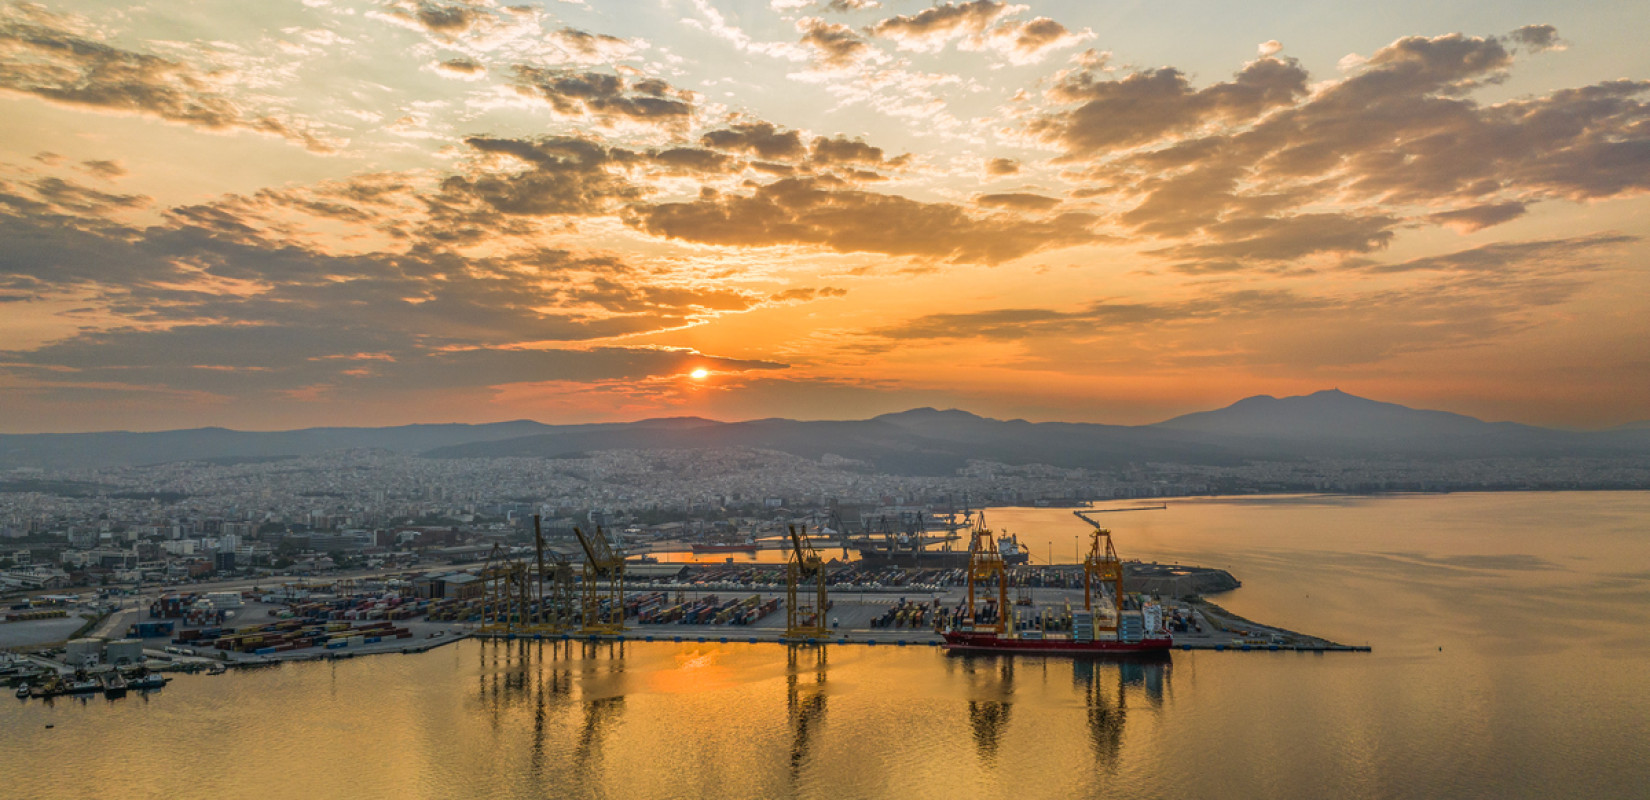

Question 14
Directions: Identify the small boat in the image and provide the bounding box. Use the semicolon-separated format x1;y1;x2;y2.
129;673;169;690
102;672;128;698
14;684;29;698
66;678;100;694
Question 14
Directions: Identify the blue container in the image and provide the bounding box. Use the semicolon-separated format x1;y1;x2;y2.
256;647;276;655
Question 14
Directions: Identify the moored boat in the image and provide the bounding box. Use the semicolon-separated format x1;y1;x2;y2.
102;671;128;697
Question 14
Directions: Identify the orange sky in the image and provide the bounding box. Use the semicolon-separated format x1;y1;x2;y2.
1;1;1647;432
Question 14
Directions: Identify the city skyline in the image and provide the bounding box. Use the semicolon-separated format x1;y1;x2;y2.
3;0;1648;433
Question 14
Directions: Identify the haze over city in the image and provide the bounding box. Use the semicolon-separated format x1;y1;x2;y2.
2;0;1647;433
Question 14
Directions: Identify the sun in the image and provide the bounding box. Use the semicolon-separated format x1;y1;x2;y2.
690;368;710;380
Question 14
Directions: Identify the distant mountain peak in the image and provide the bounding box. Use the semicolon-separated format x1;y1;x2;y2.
1153;389;1504;441
874;407;985;422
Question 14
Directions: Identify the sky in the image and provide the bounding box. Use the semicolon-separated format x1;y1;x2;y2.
1;0;1647;433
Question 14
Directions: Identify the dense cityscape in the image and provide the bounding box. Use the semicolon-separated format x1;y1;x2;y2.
4;445;1646;592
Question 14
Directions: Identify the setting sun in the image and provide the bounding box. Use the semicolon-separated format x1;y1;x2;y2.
690;368;710;380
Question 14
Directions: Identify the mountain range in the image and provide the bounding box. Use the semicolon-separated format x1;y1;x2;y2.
1;390;1645;473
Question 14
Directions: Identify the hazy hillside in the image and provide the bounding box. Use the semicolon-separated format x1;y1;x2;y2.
1152;389;1648;458
0;421;556;470
2;391;1644;471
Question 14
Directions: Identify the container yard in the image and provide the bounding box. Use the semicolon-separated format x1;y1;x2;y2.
2;518;1361;703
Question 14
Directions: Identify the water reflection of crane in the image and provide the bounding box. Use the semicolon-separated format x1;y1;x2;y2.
574;640;628;777
960;655;1015;765
529;640;575;780
785;645;828;780
1072;659;1170;767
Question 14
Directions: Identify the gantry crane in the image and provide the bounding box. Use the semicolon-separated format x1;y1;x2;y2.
573;524;625;634
479;543;529;634
964;512;1009;632
1074;511;1125;633
525;515;576;634
785;524;830;640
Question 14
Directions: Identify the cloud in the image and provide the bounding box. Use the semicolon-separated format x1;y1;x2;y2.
1031;56;1309;156
432;135;642;220
0;181;795;402
433;57;485;78
1362;233;1636;274
625;176;1099;264
770;286;848;302
1036;28;1650;272
1508;24;1562;53
1155;213;1399;264
867;1;1021;53
974;192;1059;211
796;16;873;69
985;157;1020;176
77;159;126;180
1427;202;1527;233
0;4;334;151
965;17;1091;65
808;135;908;168
701;121;808;161
510;67;695;130
27;176;149;215
547;26;639;63
866;231;1631;369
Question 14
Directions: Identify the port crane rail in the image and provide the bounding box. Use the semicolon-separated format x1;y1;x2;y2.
1073;511;1125;632
963;513;1009;633
574;524;625;634
785;524;830;640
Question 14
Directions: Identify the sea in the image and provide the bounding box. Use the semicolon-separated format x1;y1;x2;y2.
4;492;1648;799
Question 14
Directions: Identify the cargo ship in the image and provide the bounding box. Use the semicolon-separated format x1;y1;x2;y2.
942;512;1171;655
689;539;759;553
943;603;1172;655
853;511;1028;569
856;535;1029;569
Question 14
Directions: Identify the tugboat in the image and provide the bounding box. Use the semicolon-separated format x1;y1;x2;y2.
942;519;1171;655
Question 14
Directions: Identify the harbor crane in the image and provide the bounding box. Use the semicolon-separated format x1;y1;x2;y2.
963;513;1009;633
530;515;576;634
785;524;831;640
1074;511;1125;633
574;524;625;634
479;543;528;634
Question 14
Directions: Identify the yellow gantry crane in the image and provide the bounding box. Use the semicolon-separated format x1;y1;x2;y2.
1074;512;1125;633
964;513;1009;633
785;524;830;640
573;524;625;634
527;515;575;634
479;543;529;634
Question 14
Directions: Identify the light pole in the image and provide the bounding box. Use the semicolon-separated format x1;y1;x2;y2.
1073;535;1078;565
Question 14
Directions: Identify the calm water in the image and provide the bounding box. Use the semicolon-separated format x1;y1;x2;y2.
6;492;1649;799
